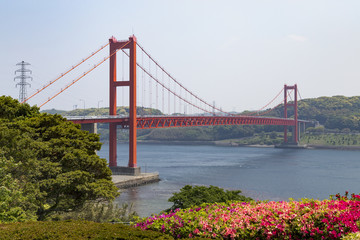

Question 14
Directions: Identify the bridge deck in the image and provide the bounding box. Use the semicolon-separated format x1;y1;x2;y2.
65;115;306;129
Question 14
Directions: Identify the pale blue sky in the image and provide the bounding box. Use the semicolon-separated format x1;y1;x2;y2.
1;0;359;112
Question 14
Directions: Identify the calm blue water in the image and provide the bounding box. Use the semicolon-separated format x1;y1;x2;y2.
97;143;360;217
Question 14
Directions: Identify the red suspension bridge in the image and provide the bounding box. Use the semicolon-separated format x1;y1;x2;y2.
23;35;307;173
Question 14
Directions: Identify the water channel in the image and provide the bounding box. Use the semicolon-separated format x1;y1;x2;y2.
97;143;360;217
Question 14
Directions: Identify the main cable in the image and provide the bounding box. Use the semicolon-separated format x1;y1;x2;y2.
255;89;294;117
23;42;110;103
39;42;128;108
136;42;231;116
125;50;212;114
245;87;284;116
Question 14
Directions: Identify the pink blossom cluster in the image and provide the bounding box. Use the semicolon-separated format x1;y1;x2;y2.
135;198;360;239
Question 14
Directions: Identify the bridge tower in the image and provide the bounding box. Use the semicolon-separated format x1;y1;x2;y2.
109;36;138;172
283;84;298;144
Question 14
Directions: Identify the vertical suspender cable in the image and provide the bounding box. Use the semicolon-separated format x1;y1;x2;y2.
162;71;164;114
173;82;176;114
122;51;125;107
156;65;158;112
142;51;145;108
179;87;181;115
185;91;187;115
149;58;152;109
168;76;170;114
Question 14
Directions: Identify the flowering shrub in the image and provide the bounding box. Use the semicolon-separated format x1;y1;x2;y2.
331;191;360;202
136;197;360;239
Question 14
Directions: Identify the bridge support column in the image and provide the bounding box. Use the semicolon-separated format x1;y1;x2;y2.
109;35;138;173
128;35;137;168
109;123;117;167
283;84;298;144
80;123;97;134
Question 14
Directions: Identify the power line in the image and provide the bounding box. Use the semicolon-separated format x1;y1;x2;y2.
14;61;32;102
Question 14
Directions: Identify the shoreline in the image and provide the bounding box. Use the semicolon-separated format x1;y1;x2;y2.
111;173;160;189
137;140;360;151
306;144;360;151
101;139;360;151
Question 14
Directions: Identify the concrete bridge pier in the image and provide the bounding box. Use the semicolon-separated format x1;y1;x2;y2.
80;123;97;134
80;122;142;176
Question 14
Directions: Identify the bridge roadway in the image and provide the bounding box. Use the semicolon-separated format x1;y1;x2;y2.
65;115;307;129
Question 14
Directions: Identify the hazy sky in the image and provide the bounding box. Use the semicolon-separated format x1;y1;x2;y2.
1;0;359;112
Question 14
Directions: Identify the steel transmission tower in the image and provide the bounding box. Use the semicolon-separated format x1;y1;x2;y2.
14;61;32;102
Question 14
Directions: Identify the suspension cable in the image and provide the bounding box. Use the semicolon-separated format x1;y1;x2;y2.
298;87;303;100
254;89;294;117
136;42;231;116
39;42;128;108
124;50;212;114
138;62;212;114
245;87;284;116
22;42;110;104
136;43;288;118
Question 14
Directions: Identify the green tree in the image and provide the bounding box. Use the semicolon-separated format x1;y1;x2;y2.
57;201;137;223
0;96;39;120
0;156;37;222
167;185;252;211
269;131;278;139
0;96;119;220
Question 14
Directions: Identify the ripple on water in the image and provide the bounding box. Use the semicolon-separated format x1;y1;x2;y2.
99;144;360;217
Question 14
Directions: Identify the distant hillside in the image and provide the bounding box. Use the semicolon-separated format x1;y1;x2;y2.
42;95;360;142
268;95;360;131
299;96;360;131
41;106;162;116
40;108;67;115
138;95;360;141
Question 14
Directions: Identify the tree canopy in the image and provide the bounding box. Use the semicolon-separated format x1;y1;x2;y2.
0;96;118;221
167;185;252;211
272;95;360;131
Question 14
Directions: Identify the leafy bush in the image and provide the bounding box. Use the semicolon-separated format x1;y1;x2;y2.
55;201;137;223
0;156;37;223
0;220;178;240
167;185;252;211
136;198;360;239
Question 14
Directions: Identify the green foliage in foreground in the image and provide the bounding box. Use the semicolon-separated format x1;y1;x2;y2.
0;96;119;221
0;220;181;240
55;201;137;223
0;157;37;222
167;185;253;211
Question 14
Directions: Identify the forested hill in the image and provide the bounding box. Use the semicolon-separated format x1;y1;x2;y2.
300;96;360;130
43;95;360;131
42;106;162;116
42;95;360;142
269;95;360;131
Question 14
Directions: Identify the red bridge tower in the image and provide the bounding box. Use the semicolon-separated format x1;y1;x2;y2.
109;36;138;172
283;84;299;144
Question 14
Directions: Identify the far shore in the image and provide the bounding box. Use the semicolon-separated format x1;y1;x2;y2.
132;140;360;151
